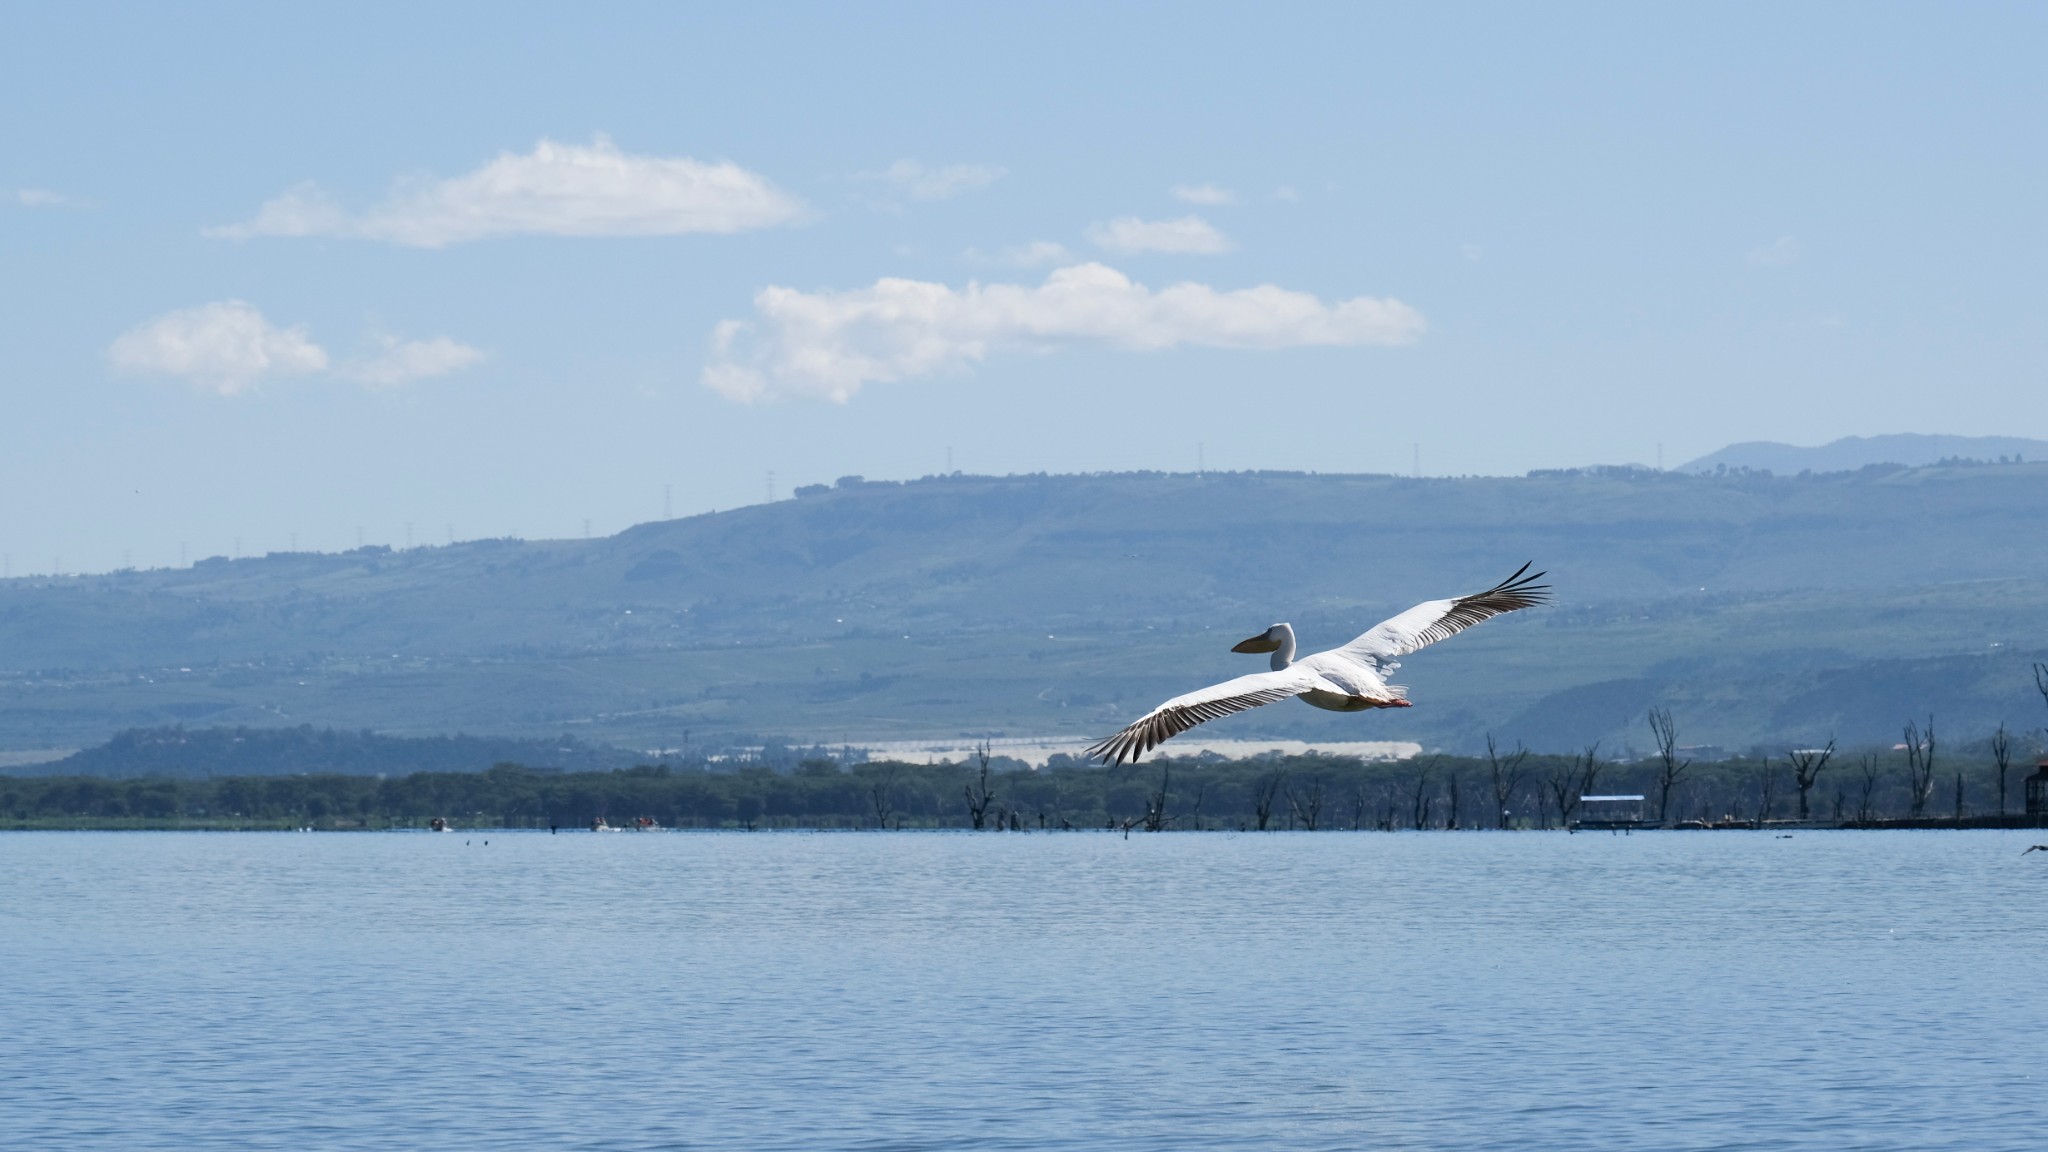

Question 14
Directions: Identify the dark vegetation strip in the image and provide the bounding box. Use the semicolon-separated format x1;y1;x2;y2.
5;741;2044;831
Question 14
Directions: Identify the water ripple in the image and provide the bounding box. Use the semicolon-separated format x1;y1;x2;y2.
2;829;2044;1150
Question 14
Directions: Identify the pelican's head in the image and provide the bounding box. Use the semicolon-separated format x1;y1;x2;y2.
1231;625;1287;654
1232;623;1297;669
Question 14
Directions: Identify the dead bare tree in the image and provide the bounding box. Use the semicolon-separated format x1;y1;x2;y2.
1953;771;1965;823
1647;708;1692;824
1785;739;1836;821
1045;774;1072;830
1575;746;1604;821
1856;754;1880;823
1186;780;1207;832
1546;745;1601;829
963;741;999;829
1486;734;1530;829
866;763;899;829
1252;770;1286;831
1287;773;1326;831
1409;755;1440;830
1142;762;1171;832
1904;717;1937;818
1993;724;2013;816
1446;773;1461;830
1756;759;1778;824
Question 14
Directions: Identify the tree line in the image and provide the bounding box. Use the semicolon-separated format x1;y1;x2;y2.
4;718;2043;831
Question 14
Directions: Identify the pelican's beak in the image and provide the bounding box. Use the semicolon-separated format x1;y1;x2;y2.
1231;633;1281;654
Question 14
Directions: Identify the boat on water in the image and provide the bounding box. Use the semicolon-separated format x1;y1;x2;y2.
429;817;450;832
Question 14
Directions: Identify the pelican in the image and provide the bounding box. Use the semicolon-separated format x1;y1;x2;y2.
1086;564;1550;765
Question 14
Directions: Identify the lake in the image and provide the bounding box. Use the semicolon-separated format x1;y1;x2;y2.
3;829;2042;1150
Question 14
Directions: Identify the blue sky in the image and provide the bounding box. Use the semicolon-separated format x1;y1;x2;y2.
3;2;2043;572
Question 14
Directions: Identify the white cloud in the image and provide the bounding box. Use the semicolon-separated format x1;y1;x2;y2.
341;335;488;388
109;301;329;395
14;188;74;208
211;182;350;238
1461;243;1484;263
1170;183;1235;206
969;240;1073;267
702;262;1424;404
1273;186;1300;202
1086;214;1232;255
110;301;479;394
858;160;1005;203
208;137;804;247
1747;235;1799;266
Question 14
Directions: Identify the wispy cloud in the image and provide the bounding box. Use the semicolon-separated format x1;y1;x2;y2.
340;335;489;388
109;301;481;395
703;262;1424;404
963;240;1074;268
14;187;76;208
857;160;1005;204
208;137;804;247
1747;235;1799;266
1085;214;1232;255
1170;183;1235;206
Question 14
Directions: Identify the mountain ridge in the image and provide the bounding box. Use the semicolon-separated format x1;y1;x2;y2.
1679;433;2048;474
4;462;2046;758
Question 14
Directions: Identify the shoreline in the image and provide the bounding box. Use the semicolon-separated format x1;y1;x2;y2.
9;817;2046;833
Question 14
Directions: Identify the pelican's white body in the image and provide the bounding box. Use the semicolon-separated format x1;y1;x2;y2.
1155;620;1413;721
1087;567;1550;765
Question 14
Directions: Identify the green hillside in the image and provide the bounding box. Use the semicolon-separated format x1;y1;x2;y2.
4;461;2047;759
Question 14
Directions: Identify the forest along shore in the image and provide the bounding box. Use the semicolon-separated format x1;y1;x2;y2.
6;742;2045;831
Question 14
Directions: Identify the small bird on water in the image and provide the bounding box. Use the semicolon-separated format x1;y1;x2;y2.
1087;565;1550;765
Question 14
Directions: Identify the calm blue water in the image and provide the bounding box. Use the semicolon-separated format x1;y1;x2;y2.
3;829;2043;1150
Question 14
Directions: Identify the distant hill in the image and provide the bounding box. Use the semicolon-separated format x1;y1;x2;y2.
1679;434;2048;475
5;463;2048;759
24;726;647;780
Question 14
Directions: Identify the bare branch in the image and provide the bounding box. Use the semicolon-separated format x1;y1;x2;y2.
1252;770;1286;831
1648;707;1691;824
1142;762;1171;832
1408;756;1440;830
1486;734;1530;830
1904;717;1937;818
1546;744;1601;829
1993;723;2013;817
1286;772;1326;831
1785;738;1835;821
963;741;997;829
1856;754;1880;824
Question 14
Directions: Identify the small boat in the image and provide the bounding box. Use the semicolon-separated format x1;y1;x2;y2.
429;817;450;832
592;816;621;832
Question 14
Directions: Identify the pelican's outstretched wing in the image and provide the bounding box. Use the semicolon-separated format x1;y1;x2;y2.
1087;666;1329;766
1341;563;1551;667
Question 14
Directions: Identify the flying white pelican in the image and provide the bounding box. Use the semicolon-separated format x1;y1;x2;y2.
1086;564;1550;765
